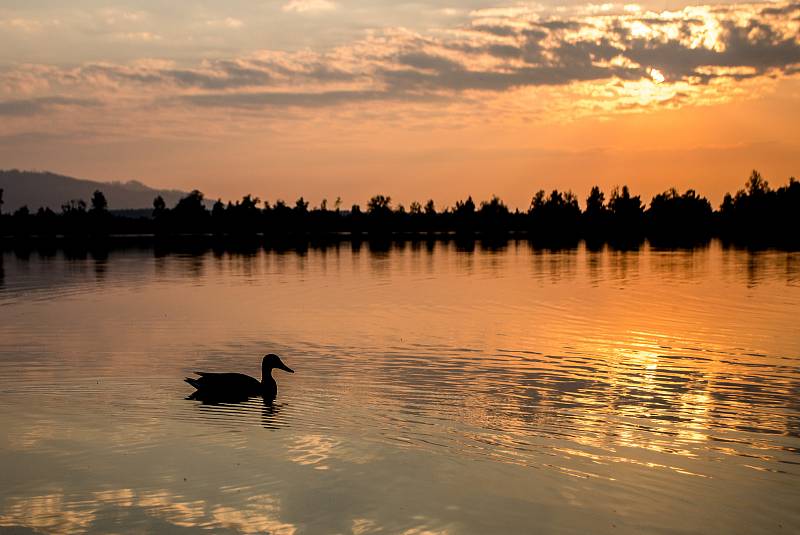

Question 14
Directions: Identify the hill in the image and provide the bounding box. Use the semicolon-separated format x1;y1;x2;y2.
0;170;189;212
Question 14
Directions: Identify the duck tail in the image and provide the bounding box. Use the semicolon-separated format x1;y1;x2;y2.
185;377;201;389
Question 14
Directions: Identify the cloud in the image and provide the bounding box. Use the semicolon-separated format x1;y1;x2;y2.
0;97;99;117
178;89;446;109
0;17;60;32
282;0;337;13
110;31;162;42
1;1;799;119
206;17;244;29
101;8;147;25
760;2;800;15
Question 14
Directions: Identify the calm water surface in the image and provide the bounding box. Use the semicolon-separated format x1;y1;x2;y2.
0;240;798;534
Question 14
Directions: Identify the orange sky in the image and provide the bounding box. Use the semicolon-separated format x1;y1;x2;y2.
1;1;798;209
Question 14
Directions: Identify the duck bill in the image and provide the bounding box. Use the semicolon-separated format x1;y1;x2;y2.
277;363;294;373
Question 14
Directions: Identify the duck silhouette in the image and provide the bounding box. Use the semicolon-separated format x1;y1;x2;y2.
185;353;294;403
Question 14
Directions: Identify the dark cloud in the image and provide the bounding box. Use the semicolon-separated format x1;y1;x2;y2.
0;131;73;144
536;20;582;31
0;97;98;117
250;59;356;83
379;61;637;94
486;44;522;59
81;64;167;85
177;89;444;109
521;29;548;64
78;60;272;90
552;39;621;68
623;19;800;81
163;65;270;90
471;24;519;37
397;52;463;72
761;2;800;15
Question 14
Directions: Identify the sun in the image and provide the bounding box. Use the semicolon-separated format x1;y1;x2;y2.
649;68;666;84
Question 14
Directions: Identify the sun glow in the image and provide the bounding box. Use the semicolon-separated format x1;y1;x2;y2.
650;68;666;84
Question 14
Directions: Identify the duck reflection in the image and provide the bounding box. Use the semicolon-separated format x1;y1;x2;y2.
186;393;289;431
261;401;286;430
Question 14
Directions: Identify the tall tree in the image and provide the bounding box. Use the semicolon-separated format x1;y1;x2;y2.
585;186;606;216
90;190;108;213
367;195;392;214
153;195;166;217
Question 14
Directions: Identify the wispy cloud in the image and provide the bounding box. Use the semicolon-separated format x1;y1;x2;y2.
282;0;337;13
205;17;244;29
110;31;162;42
0;17;60;32
0;96;99;117
100;8;147;26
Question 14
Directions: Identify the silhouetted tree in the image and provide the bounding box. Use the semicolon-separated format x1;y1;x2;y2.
86;190;110;236
3;167;796;245
61;199;88;236
174;190;205;214
582;186;609;242
265;199;293;236
585;186;605;216
745;169;769;196
62;199;87;213
348;204;364;234
453;196;476;233
210;199;226;234
366;195;392;234
479;196;510;234
170;190;209;233
12;206;31;236
718;170;799;245
226;195;261;235
151;195;168;234
90;190;108;213
294;197;309;213
290;197;309;233
34;207;58;237
529;189;580;243
647;188;712;244
212;199;225;217
367;195;392;214
608;185;644;240
153;195;166;217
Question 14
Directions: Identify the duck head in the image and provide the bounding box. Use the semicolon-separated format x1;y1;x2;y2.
262;353;294;375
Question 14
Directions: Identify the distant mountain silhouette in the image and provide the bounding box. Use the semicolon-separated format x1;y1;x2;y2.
0;169;189;211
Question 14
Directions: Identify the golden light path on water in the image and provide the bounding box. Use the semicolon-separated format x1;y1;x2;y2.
0;240;798;534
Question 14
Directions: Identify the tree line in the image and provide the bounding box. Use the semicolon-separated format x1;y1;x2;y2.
1;170;797;246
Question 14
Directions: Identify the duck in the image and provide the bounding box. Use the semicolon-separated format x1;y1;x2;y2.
185;353;294;403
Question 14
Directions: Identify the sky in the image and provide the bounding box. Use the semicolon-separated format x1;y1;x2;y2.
1;0;799;209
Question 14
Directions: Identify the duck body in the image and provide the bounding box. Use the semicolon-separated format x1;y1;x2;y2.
185;354;293;403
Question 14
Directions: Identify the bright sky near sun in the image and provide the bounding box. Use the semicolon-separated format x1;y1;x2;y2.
1;0;799;208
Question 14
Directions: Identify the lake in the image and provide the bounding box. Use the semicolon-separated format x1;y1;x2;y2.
0;239;798;534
